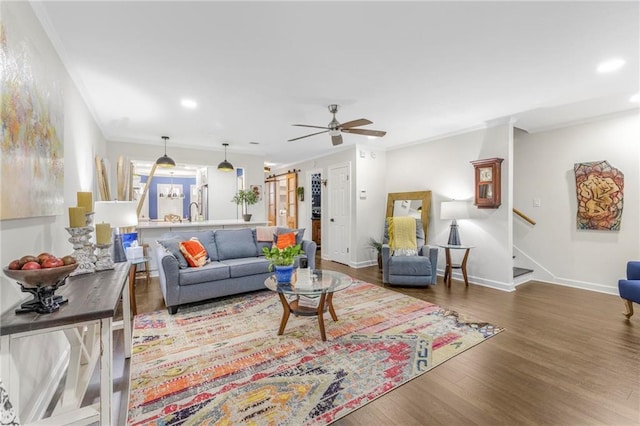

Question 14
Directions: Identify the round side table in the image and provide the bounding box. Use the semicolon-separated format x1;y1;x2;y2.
438;244;474;287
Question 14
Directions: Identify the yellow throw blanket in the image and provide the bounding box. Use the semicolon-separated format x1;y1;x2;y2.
388;217;418;256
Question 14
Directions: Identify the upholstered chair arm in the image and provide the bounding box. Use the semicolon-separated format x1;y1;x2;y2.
419;245;439;285
156;245;181;311
301;240;317;269
382;244;391;284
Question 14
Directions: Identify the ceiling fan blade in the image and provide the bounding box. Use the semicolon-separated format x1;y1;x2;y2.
288;130;328;142
331;134;343;146
292;124;329;130
340;118;373;129
342;128;387;137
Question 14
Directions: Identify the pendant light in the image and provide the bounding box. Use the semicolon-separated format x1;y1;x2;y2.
156;136;176;168
217;143;234;172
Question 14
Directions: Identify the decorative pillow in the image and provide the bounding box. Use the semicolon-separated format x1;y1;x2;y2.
157;237;189;269
276;227;305;246
274;232;296;249
179;238;208;267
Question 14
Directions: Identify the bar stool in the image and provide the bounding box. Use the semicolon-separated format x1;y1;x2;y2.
128;244;151;316
135;244;151;287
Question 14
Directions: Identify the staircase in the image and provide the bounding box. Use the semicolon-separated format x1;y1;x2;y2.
513;266;533;285
513;267;533;278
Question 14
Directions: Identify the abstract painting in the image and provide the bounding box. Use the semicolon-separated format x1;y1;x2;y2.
0;10;64;220
574;160;623;230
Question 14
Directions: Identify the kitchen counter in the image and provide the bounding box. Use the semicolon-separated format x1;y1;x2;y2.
137;219;268;229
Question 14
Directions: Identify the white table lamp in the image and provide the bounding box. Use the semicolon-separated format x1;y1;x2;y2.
95;201;138;262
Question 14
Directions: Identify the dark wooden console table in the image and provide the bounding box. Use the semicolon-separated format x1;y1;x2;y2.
0;262;131;425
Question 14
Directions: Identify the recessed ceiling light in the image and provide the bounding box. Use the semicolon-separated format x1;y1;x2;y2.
181;99;197;109
630;93;640;103
596;58;625;73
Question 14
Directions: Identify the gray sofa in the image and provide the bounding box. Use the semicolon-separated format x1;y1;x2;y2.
155;227;316;314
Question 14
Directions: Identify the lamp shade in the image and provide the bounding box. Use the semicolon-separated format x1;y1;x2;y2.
94;201;138;229
440;200;471;220
156;154;176;168
156;136;176;168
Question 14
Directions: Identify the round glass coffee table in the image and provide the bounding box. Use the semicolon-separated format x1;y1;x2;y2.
264;269;352;341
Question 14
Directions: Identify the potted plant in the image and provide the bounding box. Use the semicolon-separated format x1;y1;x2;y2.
231;189;259;221
367;237;383;270
296;186;304;202
262;244;303;283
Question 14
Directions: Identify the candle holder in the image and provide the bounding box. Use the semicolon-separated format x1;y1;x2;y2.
95;243;114;271
66;226;96;276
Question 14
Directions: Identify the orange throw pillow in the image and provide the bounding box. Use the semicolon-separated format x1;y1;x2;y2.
274;232;296;249
179;238;208;267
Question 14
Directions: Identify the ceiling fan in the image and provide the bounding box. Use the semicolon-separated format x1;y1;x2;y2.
288;104;386;146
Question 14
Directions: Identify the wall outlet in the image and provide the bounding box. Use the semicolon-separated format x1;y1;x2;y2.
533;198;541;207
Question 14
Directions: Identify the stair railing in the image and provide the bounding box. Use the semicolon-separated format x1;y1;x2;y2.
513;208;536;225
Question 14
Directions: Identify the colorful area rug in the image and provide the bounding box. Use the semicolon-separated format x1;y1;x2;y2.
127;281;503;425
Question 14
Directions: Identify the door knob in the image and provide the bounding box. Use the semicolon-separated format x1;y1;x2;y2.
330;218;335;222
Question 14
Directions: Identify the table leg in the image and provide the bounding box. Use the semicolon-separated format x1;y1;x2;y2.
0;336;19;419
461;248;471;286
122;272;132;359
100;318;113;426
316;293;328;341
327;292;338;321
277;293;291;335
444;248;453;287
128;263;138;317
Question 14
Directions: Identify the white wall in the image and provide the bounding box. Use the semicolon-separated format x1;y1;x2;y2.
353;145;388;267
0;2;106;421
514;111;640;294
386;122;514;290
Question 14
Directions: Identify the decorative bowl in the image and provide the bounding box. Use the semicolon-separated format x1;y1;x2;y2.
3;264;79;288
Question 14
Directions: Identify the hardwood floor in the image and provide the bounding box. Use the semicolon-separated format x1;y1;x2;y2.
86;257;640;425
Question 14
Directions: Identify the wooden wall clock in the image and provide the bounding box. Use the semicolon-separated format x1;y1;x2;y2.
470;158;503;208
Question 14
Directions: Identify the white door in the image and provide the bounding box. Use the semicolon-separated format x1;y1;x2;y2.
328;163;350;265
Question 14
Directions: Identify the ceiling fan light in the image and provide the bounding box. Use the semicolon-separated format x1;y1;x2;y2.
217;143;234;171
329;129;340;137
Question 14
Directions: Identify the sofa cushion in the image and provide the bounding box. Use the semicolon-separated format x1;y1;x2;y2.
276;227;305;246
179;238;208;267
221;257;270;278
215;228;258;260
388;255;432;276
157;237;189;269
179;261;230;286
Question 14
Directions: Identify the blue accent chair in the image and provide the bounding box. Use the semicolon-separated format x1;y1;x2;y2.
618;261;640;319
382;218;438;287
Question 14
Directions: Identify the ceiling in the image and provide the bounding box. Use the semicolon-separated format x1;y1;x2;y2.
33;1;639;168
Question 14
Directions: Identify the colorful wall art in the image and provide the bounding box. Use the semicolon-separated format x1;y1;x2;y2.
574;160;624;231
0;14;65;220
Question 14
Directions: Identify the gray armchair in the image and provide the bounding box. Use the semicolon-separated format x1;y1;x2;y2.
382;218;438;287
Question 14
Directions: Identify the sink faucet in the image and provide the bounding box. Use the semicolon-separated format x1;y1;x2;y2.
189;202;199;222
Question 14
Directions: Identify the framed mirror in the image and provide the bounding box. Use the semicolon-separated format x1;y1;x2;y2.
385;190;432;240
